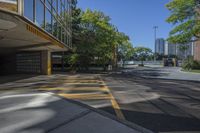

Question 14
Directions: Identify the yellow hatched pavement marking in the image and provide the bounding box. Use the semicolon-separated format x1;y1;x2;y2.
38;87;108;91
58;93;110;100
39;75;125;120
99;78;125;120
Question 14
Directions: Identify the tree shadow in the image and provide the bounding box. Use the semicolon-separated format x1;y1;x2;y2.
0;74;38;84
103;73;200;132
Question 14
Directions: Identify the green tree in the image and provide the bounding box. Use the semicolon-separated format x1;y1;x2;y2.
178;45;189;59
69;1;132;71
166;0;200;44
134;47;152;66
69;8;131;70
118;41;134;62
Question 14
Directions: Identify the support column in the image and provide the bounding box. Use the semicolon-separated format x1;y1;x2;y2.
17;0;24;16
41;50;52;75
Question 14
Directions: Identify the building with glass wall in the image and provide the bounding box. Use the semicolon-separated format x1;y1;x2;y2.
0;0;72;75
155;38;165;55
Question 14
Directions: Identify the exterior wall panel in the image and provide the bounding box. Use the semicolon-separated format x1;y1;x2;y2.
16;52;41;73
194;41;200;61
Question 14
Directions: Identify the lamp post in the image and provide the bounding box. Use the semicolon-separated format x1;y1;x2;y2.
153;26;158;61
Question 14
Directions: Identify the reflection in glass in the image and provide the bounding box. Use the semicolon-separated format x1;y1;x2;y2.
21;0;72;47
45;9;52;33
36;0;44;28
58;24;62;41
52;16;57;38
58;0;61;16
24;0;34;21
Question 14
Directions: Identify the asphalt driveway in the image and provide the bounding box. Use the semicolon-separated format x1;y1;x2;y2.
1;72;200;133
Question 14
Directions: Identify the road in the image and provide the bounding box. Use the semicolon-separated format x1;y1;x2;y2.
102;73;200;133
122;66;200;81
0;68;200;133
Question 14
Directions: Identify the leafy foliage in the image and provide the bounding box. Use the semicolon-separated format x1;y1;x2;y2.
69;2;133;71
182;56;200;70
133;47;152;65
166;0;200;43
118;41;134;61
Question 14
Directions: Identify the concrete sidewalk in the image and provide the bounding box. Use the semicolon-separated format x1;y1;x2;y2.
0;91;153;133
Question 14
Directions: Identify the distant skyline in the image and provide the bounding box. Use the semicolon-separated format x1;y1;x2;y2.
77;0;172;51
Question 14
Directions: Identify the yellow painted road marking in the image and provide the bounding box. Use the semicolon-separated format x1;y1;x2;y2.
58;93;110;100
39;75;125;120
38;87;108;92
99;77;125;120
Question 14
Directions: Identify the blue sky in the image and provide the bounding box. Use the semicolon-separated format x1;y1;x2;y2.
77;0;172;51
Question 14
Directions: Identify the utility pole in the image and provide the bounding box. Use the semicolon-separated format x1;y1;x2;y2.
153;26;158;61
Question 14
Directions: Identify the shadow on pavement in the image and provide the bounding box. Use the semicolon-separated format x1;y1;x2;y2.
121;109;200;133
122;68;170;77
0;74;38;84
104;73;200;133
0;92;146;133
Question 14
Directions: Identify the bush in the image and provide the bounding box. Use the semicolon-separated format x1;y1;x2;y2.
182;57;200;70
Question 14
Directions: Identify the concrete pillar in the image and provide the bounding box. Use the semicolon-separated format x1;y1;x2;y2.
41;50;51;75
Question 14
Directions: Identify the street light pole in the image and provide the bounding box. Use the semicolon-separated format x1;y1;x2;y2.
153;26;158;61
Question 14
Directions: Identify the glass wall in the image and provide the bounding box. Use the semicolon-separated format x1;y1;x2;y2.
24;0;34;21
23;0;72;48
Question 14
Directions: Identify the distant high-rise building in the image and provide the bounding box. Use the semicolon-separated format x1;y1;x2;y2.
168;43;177;56
164;42;168;55
155;38;165;55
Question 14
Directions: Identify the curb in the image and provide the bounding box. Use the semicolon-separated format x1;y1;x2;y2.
53;93;154;133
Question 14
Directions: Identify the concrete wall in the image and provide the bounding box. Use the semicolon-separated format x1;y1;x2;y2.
0;51;52;75
194;41;200;61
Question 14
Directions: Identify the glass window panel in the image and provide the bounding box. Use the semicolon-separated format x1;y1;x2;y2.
52;0;57;12
58;24;62;41
62;5;65;19
62;31;65;43
45;9;52;33
52;16;57;38
67;34;69;46
58;0;61;16
36;0;45;28
65;0;68;10
64;34;66;44
46;0;52;10
24;0;34;21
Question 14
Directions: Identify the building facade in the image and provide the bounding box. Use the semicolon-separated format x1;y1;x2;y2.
166;42;194;59
176;43;194;59
0;0;72;75
155;38;165;55
167;43;177;56
194;40;200;61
